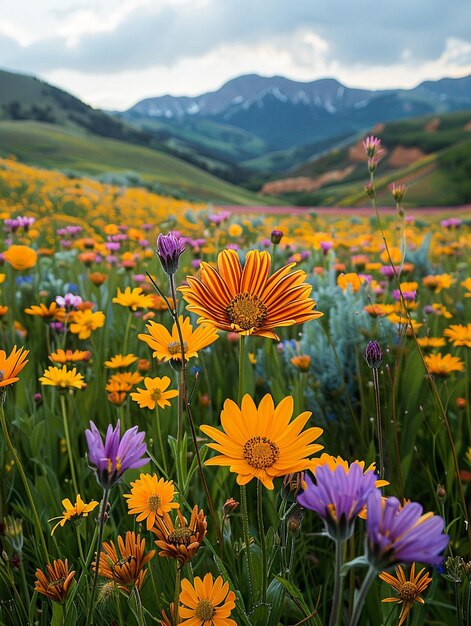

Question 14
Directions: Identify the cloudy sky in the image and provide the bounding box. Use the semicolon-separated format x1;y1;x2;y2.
1;0;471;110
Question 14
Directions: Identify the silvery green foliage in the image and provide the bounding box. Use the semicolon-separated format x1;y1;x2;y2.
290;269;395;418
405;232;432;277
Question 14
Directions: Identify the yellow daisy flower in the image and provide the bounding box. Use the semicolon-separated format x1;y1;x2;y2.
69;309;105;340
39;365;85;390
123;473;180;530
201;394;323;490
112;287;154;311
49;494;99;535
443;323;471;348
138;316;218;362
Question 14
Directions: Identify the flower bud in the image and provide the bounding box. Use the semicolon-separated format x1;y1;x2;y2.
364;181;375;199
364;340;383;369
270;229;284;245
156;232;185;276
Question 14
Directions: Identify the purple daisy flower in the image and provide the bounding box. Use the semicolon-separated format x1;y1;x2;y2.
156;232;186;276
365;491;449;568
297;463;379;540
85;420;148;488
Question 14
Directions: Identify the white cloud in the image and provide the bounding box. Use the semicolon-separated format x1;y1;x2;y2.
0;0;470;108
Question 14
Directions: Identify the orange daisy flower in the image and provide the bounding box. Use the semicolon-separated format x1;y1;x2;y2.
4;245;37;270
179;573;237;626
34;559;76;604
24;302;66;321
151;505;207;565
104;353;139;369
201;394;323;489
48;349;92;364
123;473;180;530
0;346;29;387
130;376;179;410
93;531;155;594
379;563;432;626
424;353;465;377
180;249;322;340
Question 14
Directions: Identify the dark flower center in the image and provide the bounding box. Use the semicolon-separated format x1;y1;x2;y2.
147;494;162;512
243;436;280;469
168;528;193;546
399;581;419;601
195;598;216;620
227;292;267;332
167;340;188;355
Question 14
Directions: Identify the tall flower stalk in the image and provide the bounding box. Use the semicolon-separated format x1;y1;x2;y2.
151;232;222;549
365;136;470;545
84;420;148;625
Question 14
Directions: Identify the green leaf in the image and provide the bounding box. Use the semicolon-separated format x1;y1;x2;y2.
340;555;369;576
267;579;285;626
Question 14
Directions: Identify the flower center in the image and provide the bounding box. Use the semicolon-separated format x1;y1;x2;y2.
226;292;267;332
147;494;162;512
168;528;193;546
48;577;66;587
399;581;419;601
151;389;162;402
167;340;188;356
195;598;215;620
243;436;280;469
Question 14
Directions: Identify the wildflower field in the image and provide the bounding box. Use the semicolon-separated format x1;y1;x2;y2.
0;139;469;626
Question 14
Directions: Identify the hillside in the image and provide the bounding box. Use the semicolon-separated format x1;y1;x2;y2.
259;111;471;207
0;120;274;204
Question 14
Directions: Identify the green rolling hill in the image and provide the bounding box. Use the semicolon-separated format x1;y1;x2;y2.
0;120;275;204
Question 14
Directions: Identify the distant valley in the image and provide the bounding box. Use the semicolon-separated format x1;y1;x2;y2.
1;68;471;207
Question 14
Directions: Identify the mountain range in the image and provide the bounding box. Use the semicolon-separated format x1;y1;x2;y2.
120;73;471;171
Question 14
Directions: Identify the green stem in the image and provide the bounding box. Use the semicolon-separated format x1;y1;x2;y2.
237;334;256;609
173;564;181;626
60;393;79;495
240;483;255;611
122;311;133;355
348;565;378;626
76;526;86;569
329;539;345;626
132;586;146;626
0;402;48;563
85;487;110;626
65;525;98;611
257;479;267;604
155;405;168;476
177;371;183;444
372;367;385;480
238;335;246;404
169;279;222;549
